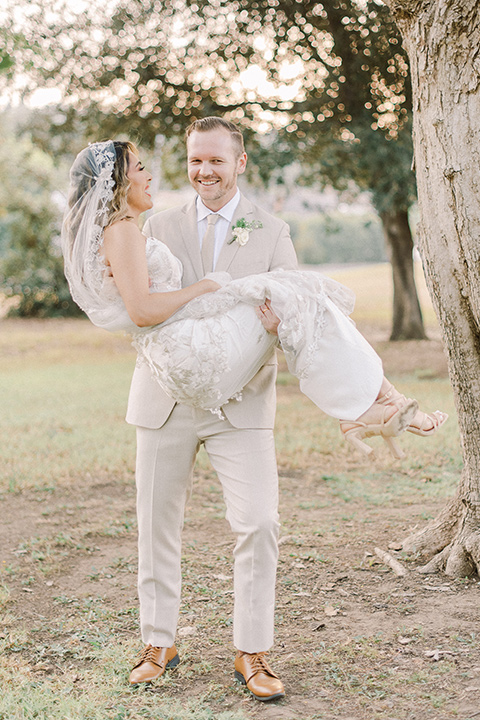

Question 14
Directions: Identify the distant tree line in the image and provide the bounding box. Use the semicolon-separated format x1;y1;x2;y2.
0;119;81;317
282;211;387;266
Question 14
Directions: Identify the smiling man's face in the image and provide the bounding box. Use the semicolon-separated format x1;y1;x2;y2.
186;128;247;212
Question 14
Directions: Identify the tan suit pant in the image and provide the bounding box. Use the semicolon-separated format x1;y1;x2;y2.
135;404;279;653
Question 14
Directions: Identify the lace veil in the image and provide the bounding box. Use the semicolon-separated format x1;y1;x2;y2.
61;141;134;331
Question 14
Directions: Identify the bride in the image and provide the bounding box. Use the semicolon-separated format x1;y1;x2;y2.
61;140;447;458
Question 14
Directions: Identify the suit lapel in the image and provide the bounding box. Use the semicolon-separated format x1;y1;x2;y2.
177;199;204;281
215;195;255;273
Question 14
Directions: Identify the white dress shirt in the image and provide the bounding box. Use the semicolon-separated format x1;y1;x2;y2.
196;190;240;270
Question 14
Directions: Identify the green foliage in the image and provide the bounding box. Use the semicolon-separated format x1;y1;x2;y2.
5;0;416;212
226;0;416;212
282;211;387;265
0;22;23;83
0;125;81;317
2;0;421;332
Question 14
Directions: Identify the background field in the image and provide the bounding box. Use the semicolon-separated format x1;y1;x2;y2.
1;264;479;720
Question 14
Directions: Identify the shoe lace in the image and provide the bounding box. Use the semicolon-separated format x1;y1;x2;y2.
136;644;164;668
249;652;272;675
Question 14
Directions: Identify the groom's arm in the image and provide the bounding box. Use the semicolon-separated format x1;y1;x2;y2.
269;221;298;272
257;218;297;334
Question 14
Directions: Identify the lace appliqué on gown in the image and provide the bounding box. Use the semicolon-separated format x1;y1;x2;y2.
92;235;358;415
159;267;355;380
131;238;357;414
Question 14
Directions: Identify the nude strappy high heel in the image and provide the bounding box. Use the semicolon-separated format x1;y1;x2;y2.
377;382;448;437
340;399;418;459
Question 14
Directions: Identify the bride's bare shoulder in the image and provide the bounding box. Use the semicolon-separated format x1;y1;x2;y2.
104;218;144;243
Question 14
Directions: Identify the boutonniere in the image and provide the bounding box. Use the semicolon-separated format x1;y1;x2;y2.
227;218;263;246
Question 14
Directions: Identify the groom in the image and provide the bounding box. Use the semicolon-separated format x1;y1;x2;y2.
126;116;297;701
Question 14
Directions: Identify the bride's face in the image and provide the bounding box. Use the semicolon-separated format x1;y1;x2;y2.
126;152;153;216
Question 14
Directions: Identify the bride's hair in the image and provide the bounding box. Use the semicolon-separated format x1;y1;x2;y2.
107;140;138;226
65;139;138;242
64;140;138;234
62;139;141;316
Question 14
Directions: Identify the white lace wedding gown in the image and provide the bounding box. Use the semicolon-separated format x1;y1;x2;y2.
98;237;383;420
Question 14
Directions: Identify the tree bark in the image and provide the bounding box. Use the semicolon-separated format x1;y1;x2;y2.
385;0;480;577
380;208;427;340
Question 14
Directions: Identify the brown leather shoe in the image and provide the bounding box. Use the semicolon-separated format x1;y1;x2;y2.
234;651;285;701
129;644;179;684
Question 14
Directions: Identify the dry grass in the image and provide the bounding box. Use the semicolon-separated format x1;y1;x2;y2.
2;265;479;720
328;261;438;329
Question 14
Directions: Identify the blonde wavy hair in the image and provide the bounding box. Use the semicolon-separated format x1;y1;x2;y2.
106;140;138;226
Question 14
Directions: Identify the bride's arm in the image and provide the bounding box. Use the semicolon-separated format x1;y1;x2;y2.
103;221;219;327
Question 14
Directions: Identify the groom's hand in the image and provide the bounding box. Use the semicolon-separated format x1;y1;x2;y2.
256;299;280;335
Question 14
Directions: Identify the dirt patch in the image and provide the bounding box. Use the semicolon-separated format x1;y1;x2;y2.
1;331;478;720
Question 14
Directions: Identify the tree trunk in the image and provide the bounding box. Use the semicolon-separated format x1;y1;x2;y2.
380;208;427;340
385;0;480;577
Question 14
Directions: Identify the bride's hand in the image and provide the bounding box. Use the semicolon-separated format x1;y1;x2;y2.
199;278;222;293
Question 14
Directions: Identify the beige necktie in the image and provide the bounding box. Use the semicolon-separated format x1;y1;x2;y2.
201;213;219;274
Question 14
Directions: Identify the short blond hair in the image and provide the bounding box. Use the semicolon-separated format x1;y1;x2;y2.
185;117;245;157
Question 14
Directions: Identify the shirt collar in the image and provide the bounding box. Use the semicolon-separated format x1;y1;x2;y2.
196;189;240;223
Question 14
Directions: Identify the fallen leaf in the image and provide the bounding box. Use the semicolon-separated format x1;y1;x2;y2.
398;636;413;645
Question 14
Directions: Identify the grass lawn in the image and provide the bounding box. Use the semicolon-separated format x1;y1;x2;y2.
1;264;478;720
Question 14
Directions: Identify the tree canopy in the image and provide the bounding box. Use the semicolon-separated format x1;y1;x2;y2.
9;1;411;167
3;0;423;334
5;0;415;211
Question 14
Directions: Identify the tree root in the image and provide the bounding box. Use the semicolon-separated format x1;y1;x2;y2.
417;545;451;574
402;494;480;578
401;497;462;557
374;547;408;576
465;531;480;569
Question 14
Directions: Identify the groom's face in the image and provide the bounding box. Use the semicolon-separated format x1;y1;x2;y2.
187;129;247;211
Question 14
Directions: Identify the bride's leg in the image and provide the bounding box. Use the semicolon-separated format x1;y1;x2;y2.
291;299;447;458
297;301;385;420
339;378;418;459
340;377;448;458
376;380;448;436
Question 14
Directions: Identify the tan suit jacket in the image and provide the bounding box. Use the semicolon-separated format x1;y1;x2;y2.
125;192;298;429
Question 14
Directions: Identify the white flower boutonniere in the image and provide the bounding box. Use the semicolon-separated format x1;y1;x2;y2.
228;218;263;246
